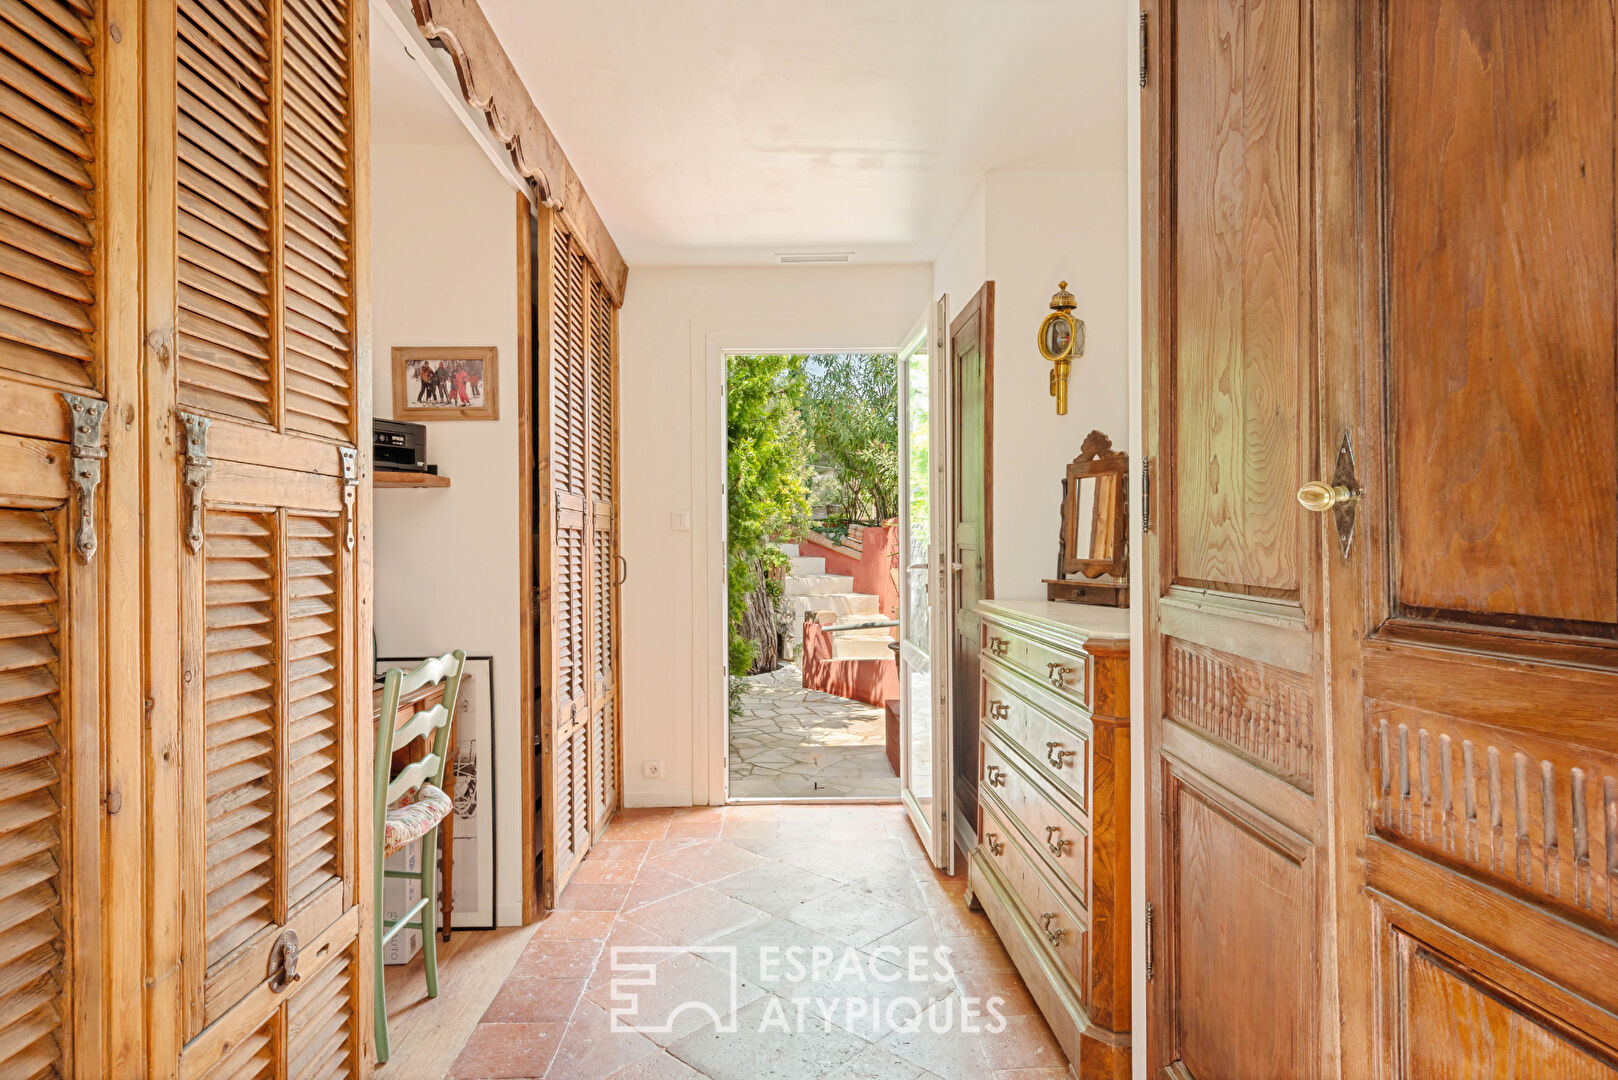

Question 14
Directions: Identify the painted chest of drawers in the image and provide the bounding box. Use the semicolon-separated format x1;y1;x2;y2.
966;600;1130;1079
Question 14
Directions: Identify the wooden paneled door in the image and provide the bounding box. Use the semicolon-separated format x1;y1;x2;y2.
535;206;620;909
144;0;373;1074
949;283;992;853
1321;2;1618;1074
1141;0;1335;1074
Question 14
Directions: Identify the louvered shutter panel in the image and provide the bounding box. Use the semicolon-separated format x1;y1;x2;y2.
167;0;365;1070
280;0;354;442
586;277;616;831
0;0;98;389
175;0;274;422
201;1021;275;1080
0;440;98;1079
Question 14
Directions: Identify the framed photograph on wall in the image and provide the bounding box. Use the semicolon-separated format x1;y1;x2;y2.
376;654;497;930
393;345;499;420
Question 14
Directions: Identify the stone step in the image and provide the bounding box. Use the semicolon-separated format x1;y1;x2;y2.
790;593;880;619
775;541;800;557
784;573;855;596
832;635;897;660
788;555;826;576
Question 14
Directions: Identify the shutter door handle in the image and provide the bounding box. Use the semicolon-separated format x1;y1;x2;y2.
616;554;628;585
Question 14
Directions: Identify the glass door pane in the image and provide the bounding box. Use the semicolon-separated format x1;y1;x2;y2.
897;316;940;856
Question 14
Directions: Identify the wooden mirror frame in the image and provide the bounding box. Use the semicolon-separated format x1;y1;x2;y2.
1055;429;1128;585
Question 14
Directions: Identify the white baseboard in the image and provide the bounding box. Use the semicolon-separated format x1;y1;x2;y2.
623;791;694;808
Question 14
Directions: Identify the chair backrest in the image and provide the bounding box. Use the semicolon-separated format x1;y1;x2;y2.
373;650;467;838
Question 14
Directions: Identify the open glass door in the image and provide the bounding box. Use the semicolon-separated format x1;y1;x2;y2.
898;309;951;867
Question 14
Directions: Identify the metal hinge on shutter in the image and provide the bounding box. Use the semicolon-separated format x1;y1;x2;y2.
339;447;358;551
60;393;106;561
1145;900;1155;980
178;412;212;553
1139;12;1149;89
1141;458;1152;533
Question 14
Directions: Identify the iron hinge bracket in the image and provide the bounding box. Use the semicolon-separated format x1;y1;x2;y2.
60;393;107;561
1138;12;1149;89
1145;900;1155;980
178;412;212;553
339;446;358;551
1141;458;1152;533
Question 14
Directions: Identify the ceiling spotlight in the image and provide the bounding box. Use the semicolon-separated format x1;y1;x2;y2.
775;252;854;264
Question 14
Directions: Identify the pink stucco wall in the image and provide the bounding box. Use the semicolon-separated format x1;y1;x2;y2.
801;621;900;708
799;524;900;621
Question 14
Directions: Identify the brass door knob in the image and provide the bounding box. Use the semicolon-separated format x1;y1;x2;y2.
1297;481;1358;512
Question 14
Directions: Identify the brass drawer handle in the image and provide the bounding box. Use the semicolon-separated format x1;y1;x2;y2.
989;636;1010;657
985;764;1007;788
1045;824;1072;858
1046;661;1074;688
985;832;1004;856
1046;741;1077;769
1040;911;1067;947
987;700;1010;721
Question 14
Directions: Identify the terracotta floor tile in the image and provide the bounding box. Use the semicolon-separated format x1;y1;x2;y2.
603;816;674;842
543;999;661;1080
992;1069;1072;1079
447;1021;564;1079
555;881;632;912
646;836;712;858
620;866;699;913
574;859;642;884
646;840;767;884
952;970;1039;1016
482;977;587;1023
665;817;724;838
589;841;653;863
510;938;602;981
589;923;674;991
978;1014;1065;1071
619;886;771;946
531;910;617;941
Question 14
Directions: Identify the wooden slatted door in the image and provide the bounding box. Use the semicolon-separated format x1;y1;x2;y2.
537;209;619;908
0;0;119;1071
151;0;371;1073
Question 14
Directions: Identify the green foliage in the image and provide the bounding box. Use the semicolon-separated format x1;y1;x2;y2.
726;354;811;684
799;353;899;524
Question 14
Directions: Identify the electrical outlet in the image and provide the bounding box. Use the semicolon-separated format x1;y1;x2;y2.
670;510;692;531
642;760;663;779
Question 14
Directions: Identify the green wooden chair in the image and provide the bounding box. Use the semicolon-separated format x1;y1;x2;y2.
373;650;466;1064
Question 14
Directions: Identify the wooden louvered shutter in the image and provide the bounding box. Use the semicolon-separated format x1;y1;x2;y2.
536;206;621;909
155;0;369;1074
0;452;99;1080
0;0;113;1074
586;276;618;829
539;214;592;905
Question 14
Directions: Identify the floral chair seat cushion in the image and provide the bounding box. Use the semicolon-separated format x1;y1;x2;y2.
383;782;453;857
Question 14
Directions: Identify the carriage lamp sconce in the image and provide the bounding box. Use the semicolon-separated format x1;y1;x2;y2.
1037;281;1086;415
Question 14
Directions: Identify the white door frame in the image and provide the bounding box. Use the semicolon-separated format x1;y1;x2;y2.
702;336;905;807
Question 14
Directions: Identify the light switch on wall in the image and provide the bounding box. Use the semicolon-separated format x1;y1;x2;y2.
670;510;692;531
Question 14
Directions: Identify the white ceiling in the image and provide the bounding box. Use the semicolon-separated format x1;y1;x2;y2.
463;0;1129;266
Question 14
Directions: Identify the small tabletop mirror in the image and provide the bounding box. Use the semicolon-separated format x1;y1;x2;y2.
1046;430;1128;606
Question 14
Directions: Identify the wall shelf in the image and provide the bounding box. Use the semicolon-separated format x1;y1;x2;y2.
374;471;450;489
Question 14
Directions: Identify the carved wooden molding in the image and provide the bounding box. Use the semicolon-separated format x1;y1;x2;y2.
1166;638;1315;791
410;0;628;303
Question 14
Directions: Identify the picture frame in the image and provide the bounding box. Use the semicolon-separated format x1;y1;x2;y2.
392;345;499;420
376;654;498;930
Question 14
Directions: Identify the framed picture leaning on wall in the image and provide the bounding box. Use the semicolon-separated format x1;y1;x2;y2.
393;345;499;420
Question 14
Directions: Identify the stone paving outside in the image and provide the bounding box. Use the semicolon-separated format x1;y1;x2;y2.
729;664;899;798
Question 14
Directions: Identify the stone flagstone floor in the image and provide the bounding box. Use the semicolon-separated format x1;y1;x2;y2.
446;803;1068;1079
729;665;899;799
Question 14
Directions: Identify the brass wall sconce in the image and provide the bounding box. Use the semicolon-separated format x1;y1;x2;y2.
1037;281;1085;415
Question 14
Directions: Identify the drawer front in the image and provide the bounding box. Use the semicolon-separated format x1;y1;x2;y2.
978;798;1089;996
983;619;1089;711
981;664;1089;812
981;733;1089;905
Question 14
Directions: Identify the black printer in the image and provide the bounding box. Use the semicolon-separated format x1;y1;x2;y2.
372;418;436;473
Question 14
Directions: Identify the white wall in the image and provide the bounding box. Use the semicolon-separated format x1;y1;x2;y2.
618;264;932;807
370;141;524;924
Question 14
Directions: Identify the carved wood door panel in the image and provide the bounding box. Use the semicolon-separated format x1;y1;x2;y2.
537;209;619;909
1142;0;1335;1074
146;0;372;1072
1322;2;1618;1074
